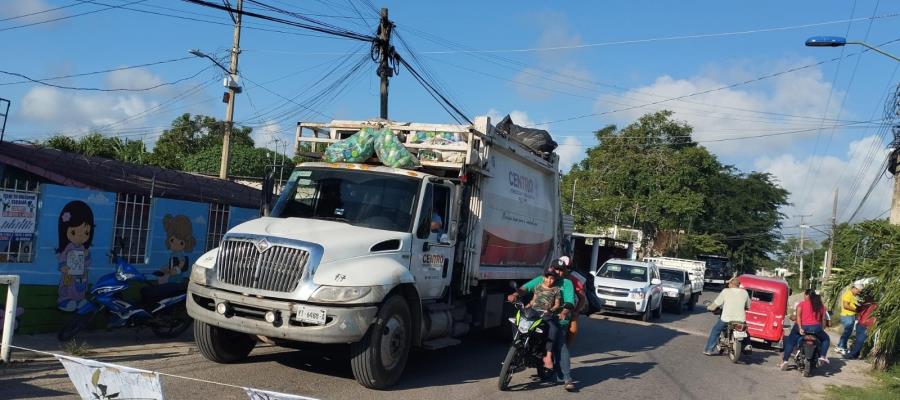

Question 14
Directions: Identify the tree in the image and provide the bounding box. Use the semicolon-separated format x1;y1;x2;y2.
43;133;149;164
150;113;254;170
824;219;900;369
183;144;291;179
562;110;789;273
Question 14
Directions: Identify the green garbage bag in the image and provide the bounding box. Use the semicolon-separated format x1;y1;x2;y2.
375;128;420;169
323;128;376;163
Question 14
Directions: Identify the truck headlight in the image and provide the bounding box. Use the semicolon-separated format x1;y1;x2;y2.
310;286;373;303
630;288;646;299
189;249;218;285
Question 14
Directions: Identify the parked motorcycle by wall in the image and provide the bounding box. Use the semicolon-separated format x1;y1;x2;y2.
498;302;553;391
57;242;192;341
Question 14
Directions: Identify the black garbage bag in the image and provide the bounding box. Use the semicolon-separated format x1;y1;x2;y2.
493;115;557;154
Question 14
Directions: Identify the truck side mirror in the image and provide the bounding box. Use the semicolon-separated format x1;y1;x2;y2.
261;170;275;216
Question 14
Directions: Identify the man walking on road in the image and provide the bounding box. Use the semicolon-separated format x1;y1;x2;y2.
703;277;750;356
836;284;863;354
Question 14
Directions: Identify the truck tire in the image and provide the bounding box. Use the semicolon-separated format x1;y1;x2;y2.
194;320;256;363
350;295;411;390
689;293;698;311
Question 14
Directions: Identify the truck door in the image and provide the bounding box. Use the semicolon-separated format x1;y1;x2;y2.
411;180;456;300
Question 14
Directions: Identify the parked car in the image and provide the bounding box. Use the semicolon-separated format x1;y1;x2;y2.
592;259;663;321
658;267;694;314
738;274;789;348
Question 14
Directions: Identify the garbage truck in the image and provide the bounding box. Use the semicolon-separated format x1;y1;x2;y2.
186;117;565;389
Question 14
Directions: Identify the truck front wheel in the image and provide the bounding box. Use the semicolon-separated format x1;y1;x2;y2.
350;295;411;389
194;320;256;363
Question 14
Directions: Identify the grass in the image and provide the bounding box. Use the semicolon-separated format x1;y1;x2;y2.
61;340;93;357
826;367;900;400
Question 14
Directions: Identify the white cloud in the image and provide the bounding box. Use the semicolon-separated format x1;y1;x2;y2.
557;136;584;172
754;135;892;228
605;61;844;155
21;86;160;131
0;0;63;25
17;68;179;136
106;69;165;91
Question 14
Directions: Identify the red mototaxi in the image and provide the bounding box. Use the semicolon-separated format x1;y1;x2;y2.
738;274;789;347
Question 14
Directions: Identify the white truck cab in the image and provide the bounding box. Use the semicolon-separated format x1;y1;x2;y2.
592;259;663;322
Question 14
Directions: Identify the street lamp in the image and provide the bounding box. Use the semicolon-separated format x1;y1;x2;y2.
189;49;242;180
805;36;900;62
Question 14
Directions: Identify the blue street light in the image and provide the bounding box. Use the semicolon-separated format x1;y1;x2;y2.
805;36;847;47
805;36;900;62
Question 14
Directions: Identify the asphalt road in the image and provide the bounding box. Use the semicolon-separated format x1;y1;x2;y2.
1;291;869;400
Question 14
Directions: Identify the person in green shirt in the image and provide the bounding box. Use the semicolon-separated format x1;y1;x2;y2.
507;259;576;391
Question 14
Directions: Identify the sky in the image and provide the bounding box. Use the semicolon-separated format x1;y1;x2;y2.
2;0;899;241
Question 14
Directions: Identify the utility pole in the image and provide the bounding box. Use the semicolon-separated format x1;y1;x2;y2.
890;85;900;224
220;0;243;179
377;8;393;119
797;214;812;290
570;178;578;216
824;189;838;280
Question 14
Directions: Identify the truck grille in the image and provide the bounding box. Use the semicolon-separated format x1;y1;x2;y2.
216;239;310;292
597;286;630;298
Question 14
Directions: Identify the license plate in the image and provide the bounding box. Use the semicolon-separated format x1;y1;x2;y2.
733;330;748;339
296;305;327;325
605;300;617;307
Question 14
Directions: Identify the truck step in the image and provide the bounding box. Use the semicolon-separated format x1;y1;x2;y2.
421;337;461;350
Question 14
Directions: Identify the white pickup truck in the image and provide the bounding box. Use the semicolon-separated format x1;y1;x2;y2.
592;259;663;322
644;256;705;312
186;118;565;389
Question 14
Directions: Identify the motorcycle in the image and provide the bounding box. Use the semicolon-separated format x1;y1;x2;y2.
57;245;192;342
705;300;749;363
795;332;821;377
498;302;554;391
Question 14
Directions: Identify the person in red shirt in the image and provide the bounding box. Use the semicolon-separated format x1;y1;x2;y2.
846;296;877;360
780;290;831;369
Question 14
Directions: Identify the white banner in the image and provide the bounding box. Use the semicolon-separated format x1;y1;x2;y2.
246;388;319;400
57;355;165;400
0;190;37;241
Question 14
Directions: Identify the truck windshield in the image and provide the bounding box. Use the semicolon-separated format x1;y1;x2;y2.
271;168;420;233
597;263;647;282
659;269;684;283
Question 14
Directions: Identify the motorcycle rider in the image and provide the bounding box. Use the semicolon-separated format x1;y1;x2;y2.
780;289;830;369
507;258;576;391
703;277;750;356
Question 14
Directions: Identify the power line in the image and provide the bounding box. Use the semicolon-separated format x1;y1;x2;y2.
0;65;214;92
0;56;195;86
417;11;900;54
182;0;375;41
0;0;149;32
0;1;83;22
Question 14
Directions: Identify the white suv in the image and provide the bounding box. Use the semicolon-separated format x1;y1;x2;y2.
592;259;663;321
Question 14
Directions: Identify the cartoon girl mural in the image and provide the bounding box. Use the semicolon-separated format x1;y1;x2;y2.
156;214;197;284
56;201;95;312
